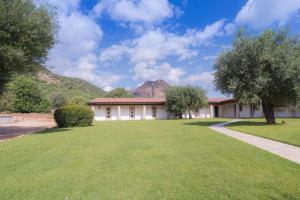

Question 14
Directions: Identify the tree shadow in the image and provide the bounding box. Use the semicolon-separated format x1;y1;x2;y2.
226;121;282;127
184;120;228;127
34;127;72;134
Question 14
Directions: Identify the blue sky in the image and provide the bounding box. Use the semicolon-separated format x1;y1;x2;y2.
41;0;300;97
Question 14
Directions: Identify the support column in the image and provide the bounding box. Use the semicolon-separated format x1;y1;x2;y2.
117;105;121;120
235;103;240;119
210;105;214;118
219;105;222;118
259;101;263;117
142;105;146;120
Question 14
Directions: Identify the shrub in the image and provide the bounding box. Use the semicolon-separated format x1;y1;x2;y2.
50;92;68;108
8;75;51;113
54;105;94;127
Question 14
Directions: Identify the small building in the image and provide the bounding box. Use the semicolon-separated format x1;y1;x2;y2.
88;97;300;121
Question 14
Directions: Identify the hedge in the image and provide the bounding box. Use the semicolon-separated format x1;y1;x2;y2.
54;105;94;127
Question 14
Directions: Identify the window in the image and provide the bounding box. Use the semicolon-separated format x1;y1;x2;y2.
106;107;111;119
228;104;231;108
239;104;243;112
98;106;101;110
152;106;157;118
129;107;135;119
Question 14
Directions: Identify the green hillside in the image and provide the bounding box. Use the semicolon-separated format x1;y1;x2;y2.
0;66;106;112
35;67;105;101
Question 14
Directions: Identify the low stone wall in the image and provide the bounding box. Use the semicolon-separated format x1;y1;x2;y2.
0;113;54;123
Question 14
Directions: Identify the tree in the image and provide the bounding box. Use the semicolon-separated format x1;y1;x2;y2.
165;86;207;119
183;86;208;119
105;88;134;98
8;75;50;113
215;29;300;124
0;0;57;91
165;86;186;119
50;92;68;108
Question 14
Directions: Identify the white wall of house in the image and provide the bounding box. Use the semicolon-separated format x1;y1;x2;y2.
91;105;167;121
220;103;236;118
198;107;211;118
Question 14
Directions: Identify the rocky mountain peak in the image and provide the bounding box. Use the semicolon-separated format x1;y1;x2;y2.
134;80;170;98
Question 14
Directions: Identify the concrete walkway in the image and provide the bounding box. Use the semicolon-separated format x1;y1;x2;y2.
209;120;300;165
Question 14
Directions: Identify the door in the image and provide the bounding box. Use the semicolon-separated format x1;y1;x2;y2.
214;106;219;118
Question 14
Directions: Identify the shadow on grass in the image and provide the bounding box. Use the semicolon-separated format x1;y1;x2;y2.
184;120;228;127
34;127;72;134
226;121;283;127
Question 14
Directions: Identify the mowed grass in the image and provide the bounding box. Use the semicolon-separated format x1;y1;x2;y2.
0;119;300;200
226;118;300;147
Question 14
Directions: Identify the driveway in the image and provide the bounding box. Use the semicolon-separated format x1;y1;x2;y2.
0;119;56;141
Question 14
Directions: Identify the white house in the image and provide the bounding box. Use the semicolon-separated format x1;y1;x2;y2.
88;98;300;121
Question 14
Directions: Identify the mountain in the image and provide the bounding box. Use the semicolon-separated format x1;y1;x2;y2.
134;80;170;98
35;67;105;101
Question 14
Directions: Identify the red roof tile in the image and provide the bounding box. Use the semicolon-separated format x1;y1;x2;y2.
88;97;236;105
88;98;165;105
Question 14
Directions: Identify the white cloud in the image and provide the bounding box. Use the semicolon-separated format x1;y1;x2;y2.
99;19;226;84
186;71;215;87
203;55;216;61
64;54;123;88
93;0;174;24
44;0;122;89
236;0;300;28
133;62;185;84
100;20;226;64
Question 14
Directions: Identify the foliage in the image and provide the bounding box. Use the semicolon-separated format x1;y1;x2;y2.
0;0;57;91
0;90;15;112
69;96;88;106
50;92;68;108
105;88;134;98
54;105;94;127
1;119;300;199
165;86;207;118
215;29;300;124
7;75;50;113
37;67;105;104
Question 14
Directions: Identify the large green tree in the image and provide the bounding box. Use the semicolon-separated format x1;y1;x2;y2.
215;29;300;124
165;86;207;119
0;0;57;91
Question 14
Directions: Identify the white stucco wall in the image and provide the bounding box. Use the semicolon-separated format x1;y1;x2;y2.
92;105;167;121
198;107;211;118
220;103;236;118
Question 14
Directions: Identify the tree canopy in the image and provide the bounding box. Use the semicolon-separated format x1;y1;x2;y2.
105;88;134;98
165;86;207;119
0;0;57;91
7;75;50;113
214;29;300;124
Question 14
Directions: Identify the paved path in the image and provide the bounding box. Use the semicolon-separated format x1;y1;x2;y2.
209;120;300;165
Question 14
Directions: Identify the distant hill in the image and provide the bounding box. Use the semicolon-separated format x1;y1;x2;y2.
134;80;170;98
35;67;105;101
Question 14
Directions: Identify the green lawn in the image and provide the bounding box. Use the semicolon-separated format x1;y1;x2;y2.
226;118;300;147
0;119;300;200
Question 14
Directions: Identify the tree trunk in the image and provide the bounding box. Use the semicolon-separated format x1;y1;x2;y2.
262;101;276;124
178;113;183;119
188;109;192;119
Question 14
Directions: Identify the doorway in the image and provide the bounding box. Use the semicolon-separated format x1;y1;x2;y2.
214;106;219;118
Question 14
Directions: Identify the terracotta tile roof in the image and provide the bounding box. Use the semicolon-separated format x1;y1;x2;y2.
208;98;236;103
88;98;166;105
88;97;237;105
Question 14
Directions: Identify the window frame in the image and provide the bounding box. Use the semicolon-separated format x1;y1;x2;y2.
106;107;111;119
152;106;157;118
129;106;135;119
